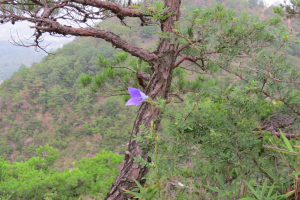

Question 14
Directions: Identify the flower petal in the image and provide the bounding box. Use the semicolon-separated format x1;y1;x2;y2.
126;98;141;106
139;91;148;102
128;88;141;99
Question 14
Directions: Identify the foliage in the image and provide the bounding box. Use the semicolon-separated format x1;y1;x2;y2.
0;35;137;162
129;80;300;199
242;180;294;200
139;0;174;22
0;139;12;160
124;178;160;200
140;26;157;38
0;145;123;199
274;0;300;19
206;174;242;199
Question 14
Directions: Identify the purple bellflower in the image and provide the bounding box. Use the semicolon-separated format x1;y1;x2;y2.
126;88;148;106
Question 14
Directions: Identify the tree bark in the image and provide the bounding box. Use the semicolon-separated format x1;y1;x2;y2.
104;0;181;199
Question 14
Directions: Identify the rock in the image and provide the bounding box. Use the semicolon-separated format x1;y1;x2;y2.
86;153;95;158
23;137;33;146
93;134;102;141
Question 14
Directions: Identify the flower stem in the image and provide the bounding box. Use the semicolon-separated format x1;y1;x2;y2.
150;101;160;198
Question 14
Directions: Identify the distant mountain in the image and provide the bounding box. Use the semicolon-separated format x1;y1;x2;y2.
0;41;46;81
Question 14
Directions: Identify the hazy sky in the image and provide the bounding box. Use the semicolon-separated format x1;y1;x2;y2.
0;21;74;50
264;0;290;6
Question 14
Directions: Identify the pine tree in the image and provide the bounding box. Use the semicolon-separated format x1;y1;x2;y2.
31;77;44;93
1;1;300;199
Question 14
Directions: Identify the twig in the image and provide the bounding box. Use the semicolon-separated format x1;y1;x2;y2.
110;66;136;73
163;24;201;52
168;93;184;102
263;145;300;156
179;66;207;74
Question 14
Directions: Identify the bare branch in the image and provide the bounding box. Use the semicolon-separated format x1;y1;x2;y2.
178;66;207;74
260;114;300;139
136;70;150;81
22;18;158;62
168;93;184;101
9;30;52;54
69;0;145;18
174;55;206;71
263;145;300;156
0;0;158;61
271;132;298;139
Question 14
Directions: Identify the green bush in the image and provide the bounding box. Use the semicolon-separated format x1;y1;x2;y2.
0;148;123;199
0;139;12;160
59;123;70;135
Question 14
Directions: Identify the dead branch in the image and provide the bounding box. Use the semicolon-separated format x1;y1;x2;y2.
261;114;300;139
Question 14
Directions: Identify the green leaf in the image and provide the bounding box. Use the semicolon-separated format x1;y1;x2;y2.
175;191;184;200
228;175;242;191
260;167;283;189
206;186;224;193
289;170;300;177
215;174;226;190
280;130;294;152
278;190;295;200
260;180;268;200
244;181;260;199
266;183;275;198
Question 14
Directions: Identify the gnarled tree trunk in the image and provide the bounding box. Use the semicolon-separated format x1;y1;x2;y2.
105;0;181;199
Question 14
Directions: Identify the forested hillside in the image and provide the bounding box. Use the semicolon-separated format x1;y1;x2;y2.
0;14;163;165
0;14;161;198
1;0;300;199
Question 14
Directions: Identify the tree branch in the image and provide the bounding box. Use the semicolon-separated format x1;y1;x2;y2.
174;55;206;71
1;0;158;61
136;70;150;81
110;66;136;73
168;93;184;102
69;0;145;18
24;18;158;62
175;55;198;68
178;66;207;74
176;39;203;57
136;70;150;89
263;145;300;156
261;116;299;139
